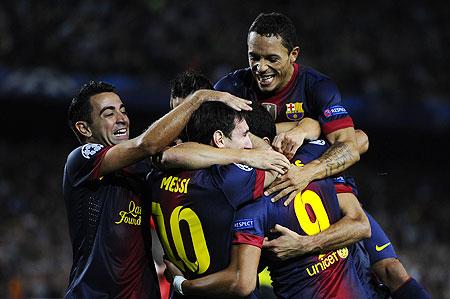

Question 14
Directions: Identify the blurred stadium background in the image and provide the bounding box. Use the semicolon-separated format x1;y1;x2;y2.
1;0;449;298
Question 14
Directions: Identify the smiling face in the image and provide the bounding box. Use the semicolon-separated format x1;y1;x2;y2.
86;92;130;146
247;32;299;95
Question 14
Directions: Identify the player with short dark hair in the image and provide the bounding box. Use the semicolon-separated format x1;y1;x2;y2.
150;101;282;299
216;12;430;299
216;12;360;204
163;104;377;298
170;70;214;109
63;80;254;298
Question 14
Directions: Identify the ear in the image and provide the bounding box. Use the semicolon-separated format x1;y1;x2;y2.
290;46;300;63
263;137;271;144
212;130;226;148
75;121;93;138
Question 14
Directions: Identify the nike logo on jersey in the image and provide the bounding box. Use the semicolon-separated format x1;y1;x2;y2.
375;242;391;251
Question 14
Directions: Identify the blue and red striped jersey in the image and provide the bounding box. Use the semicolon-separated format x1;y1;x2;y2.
232;142;376;298
150;163;265;299
215;63;354;135
63;143;159;298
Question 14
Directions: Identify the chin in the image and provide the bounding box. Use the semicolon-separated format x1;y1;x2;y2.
113;137;129;144
258;84;276;94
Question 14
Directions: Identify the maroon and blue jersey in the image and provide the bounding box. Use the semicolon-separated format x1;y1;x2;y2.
215;63;354;136
331;175;398;265
63;143;159;299
150;163;265;299
233;141;377;298
297;140;398;268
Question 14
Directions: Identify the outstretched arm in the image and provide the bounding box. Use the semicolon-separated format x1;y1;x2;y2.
159;142;290;175
165;244;261;298
99;90;252;176
263;192;370;260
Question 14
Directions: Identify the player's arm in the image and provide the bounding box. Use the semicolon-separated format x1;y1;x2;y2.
273;117;321;160
248;133;283;187
355;129;369;154
263;192;370;260
98;90;252;176
165;244;261;298
158;142;290;175
266;126;360;204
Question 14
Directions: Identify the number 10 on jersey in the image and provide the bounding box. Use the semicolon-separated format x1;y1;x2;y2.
151;202;211;274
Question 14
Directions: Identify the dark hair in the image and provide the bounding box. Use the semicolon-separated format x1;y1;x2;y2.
170;70;213;100
67;81;116;143
245;104;277;143
186;102;244;145
248;12;297;53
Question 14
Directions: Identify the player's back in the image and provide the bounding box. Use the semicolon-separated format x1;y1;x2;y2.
151;163;264;298
233;142;376;298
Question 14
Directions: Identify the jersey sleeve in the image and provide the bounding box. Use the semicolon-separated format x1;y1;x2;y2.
232;200;266;248
65;143;112;186
333;175;359;196
310;79;354;135
212;163;265;209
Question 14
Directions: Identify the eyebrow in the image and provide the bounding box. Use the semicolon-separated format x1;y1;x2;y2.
248;52;281;59
99;106;115;115
99;104;125;115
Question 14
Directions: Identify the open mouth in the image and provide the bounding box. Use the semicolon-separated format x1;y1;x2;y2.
257;74;275;86
113;128;128;137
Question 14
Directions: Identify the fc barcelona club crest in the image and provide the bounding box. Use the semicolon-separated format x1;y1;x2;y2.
286;102;304;120
261;103;277;120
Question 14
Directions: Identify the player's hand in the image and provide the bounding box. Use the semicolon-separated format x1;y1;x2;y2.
197;89;252;111
272;129;307;160
163;259;184;283
243;149;290;175
264;164;314;205
262;224;310;260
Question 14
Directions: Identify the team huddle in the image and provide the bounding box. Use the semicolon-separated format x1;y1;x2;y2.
62;12;431;299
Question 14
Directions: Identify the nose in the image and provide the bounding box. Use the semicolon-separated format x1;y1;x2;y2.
116;111;128;124
255;59;269;73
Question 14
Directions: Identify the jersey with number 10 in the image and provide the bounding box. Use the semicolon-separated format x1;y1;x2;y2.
150;164;265;298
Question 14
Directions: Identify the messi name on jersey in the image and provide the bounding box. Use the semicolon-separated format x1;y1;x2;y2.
286;102;304;120
160;176;191;194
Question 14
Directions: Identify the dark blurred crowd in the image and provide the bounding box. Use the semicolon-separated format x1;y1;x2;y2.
0;0;448;101
1;0;449;298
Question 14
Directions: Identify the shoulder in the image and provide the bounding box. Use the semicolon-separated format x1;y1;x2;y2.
210;163;255;183
299;64;332;82
65;143;109;172
214;68;253;91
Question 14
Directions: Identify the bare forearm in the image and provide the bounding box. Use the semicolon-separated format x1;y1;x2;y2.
100;92;206;175
296;117;321;140
300;214;370;254
182;271;244;298
276;122;298;134
138;92;205;155
275;118;320;139
306;141;360;180
161;143;248;169
180;245;259;298
249;133;272;150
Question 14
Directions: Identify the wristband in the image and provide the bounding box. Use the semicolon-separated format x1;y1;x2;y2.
173;275;187;295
